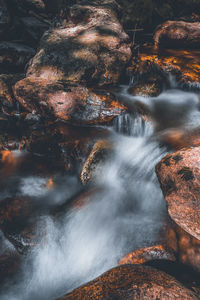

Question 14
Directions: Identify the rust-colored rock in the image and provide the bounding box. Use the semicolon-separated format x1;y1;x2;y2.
57;265;198;300
14;78;126;125
132;47;200;84
156;146;200;240
158;129;200;150
174;223;200;272
119;245;176;266
154;21;200;49
80;139;112;185
128;82;161;97
26;1;131;85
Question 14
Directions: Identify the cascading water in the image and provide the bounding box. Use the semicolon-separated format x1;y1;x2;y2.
1;84;200;300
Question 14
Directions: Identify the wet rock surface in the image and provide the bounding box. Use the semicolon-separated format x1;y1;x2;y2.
80;139;112;185
128;82;162;97
156;146;200;241
26;1;131;85
173;223;200;273
57;264;198;300
0;73;24;115
1;0;200;299
154;21;200;49
14;78;127;124
131;47;200;85
118;245;176;265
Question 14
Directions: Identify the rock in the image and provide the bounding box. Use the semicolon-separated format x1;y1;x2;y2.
55;123;110;172
0;196;40;253
0;42;35;72
26;129;61;158
158;128;200;150
173;223;200;272
26;1;131;85
156;146;200;240
0;197;36;228
154;21;200;49
115;1;200;35
14;78;127;124
80;139;112;185
133;47;200;84
128;82;162;97
0;0;10;36
57;264;198;299
118;245;176;266
0;74;24;115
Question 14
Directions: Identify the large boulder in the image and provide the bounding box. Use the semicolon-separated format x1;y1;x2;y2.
14;78;127;125
156;146;200;241
154;21;200;49
26;1;131;85
57;265;198;299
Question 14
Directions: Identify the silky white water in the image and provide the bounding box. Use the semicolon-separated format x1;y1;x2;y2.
1;87;200;300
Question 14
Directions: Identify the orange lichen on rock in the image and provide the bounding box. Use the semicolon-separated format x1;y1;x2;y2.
57;264;198;300
14;78;127;125
135;48;200;84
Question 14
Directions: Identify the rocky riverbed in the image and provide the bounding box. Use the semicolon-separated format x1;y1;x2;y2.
0;0;200;299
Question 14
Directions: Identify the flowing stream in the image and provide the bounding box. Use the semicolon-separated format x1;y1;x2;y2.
0;84;200;299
